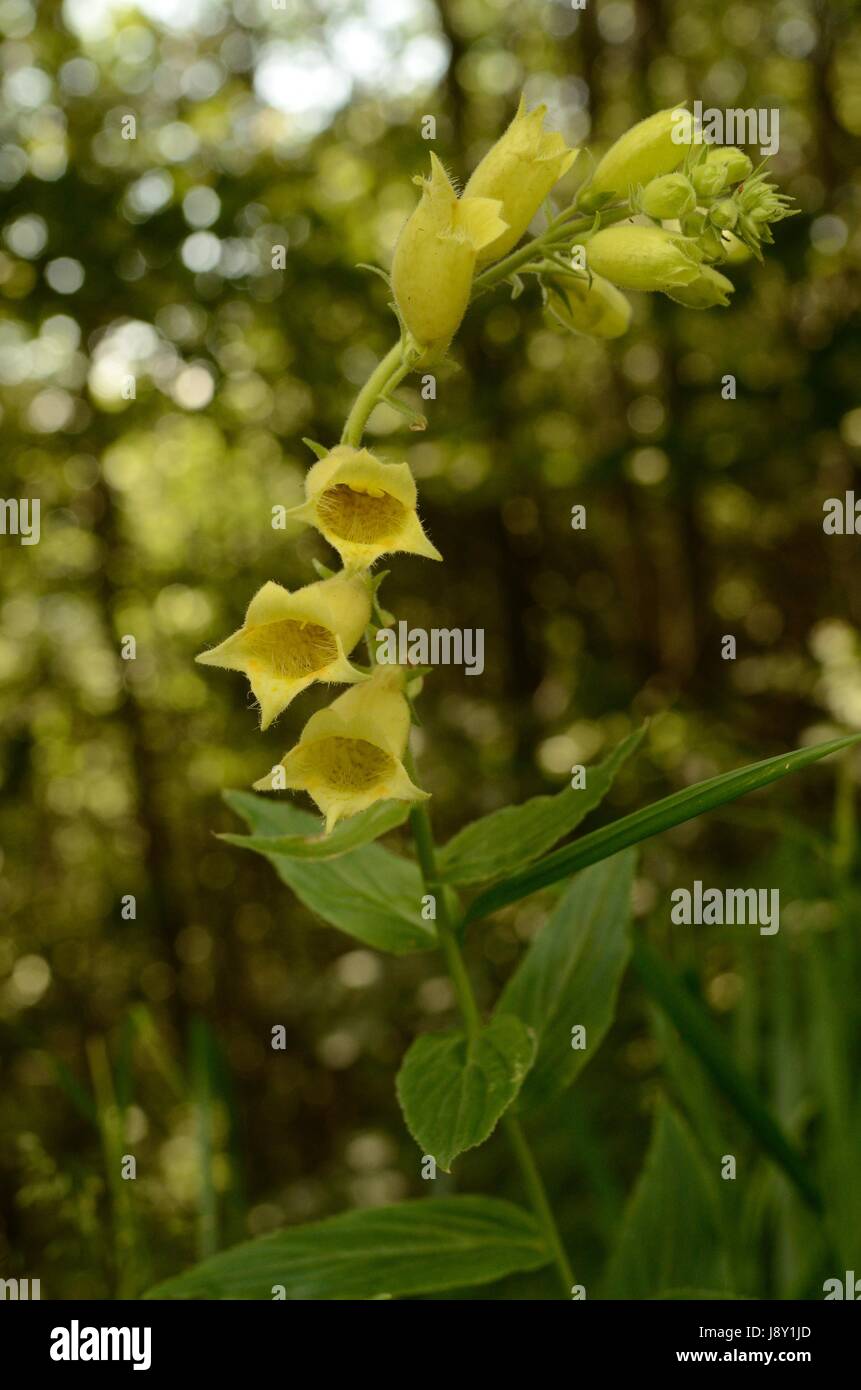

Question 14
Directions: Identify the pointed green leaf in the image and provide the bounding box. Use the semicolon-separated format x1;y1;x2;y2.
224;790;318;837
438;728;643;888
497;850;636;1113
466;733;861;922
220;799;410;860
396;1015;536;1170
224;791;434;954
145;1196;550;1300
602;1103;730;1299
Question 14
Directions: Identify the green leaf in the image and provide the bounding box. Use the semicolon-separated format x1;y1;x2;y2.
438;728;643;888
224;790;318;837
466;733;861;923
496;850;636;1113
602;1102;731;1299
220;799;410;860
145;1196;550;1300
396;1016;536;1170
224;791;434;955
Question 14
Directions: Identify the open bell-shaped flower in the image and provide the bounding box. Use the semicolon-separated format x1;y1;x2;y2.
254;665;429;833
288;444;442;570
464;94;577;266
391;153;507;358
195;573;371;730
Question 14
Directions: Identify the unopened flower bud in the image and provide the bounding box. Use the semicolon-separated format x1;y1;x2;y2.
721;231;753;265
581;107;693;209
391;153;507;357
709;146;753;184
464;94;577;266
585;224;704;292
699;226;729;261
691;157;729;199
664;265;735;309
710;198;739;230
640;172;697;220
550;273;632;339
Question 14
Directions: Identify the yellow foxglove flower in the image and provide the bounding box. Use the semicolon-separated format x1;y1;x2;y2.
288;444;442;570
196;573;371;730
550;273;632;339
665;265;734;309
464;95;577;266
585;224;704;291
391;153;507;357
581;107;693;209
255;666;429;833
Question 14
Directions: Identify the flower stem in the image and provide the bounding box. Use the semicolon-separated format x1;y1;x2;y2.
341;340;413;447
407;793;481;1041
501;1111;575;1294
405;756;574;1297
471;205;633;296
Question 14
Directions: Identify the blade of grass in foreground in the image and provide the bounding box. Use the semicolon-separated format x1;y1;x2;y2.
465;734;861;924
632;938;822;1214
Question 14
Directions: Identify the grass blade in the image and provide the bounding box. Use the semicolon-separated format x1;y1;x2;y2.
631;938;822;1213
465;734;861;923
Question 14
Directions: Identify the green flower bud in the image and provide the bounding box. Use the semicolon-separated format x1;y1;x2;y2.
699;226;728;261
580;107;693;209
710;198;738;230
640;172;697;220
733;171;796;256
585;224;704;292
691;157;729;198
664;265;735;309
391;153;508;357
691;146;754;199
550;272;632;339
710;147;753;184
464;94;577;266
721;231;753;265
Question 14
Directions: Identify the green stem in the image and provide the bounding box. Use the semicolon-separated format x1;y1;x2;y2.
405;757;574;1297
502;1111;575;1293
341;341;413;447
471;204;633;297
407;792;481;1041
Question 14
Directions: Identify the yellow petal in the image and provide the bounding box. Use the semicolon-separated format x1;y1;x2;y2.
465;94;577;265
255;667;429;832
289;446;442;568
195;572;371;728
391;153;506;353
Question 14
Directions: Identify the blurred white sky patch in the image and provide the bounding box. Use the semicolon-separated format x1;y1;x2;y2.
63;0;218;39
256;1;449;136
63;0;451;140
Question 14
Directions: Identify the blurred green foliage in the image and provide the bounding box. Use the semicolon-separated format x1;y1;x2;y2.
1;0;861;1299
